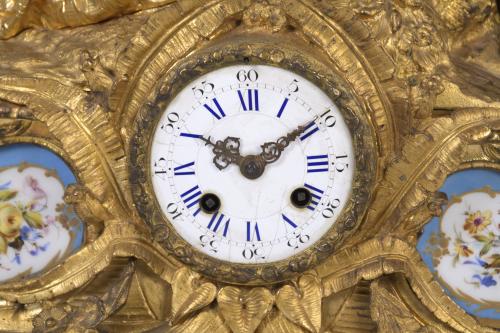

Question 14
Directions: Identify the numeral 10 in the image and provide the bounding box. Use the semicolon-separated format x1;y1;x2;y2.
320;108;336;127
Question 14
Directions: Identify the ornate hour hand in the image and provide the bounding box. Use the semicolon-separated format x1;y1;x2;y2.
259;118;318;165
200;136;243;170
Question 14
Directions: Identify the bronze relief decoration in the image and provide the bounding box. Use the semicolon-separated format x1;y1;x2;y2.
0;0;498;332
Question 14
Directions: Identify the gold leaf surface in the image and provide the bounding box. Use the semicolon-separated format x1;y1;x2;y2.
170;267;217;324
169;307;230;333
217;286;273;333
276;274;322;333
0;0;178;40
0;77;131;215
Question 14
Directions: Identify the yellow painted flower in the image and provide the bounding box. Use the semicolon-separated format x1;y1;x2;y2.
464;210;492;234
0;202;23;244
454;242;473;257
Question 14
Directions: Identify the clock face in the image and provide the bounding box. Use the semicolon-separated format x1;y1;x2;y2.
150;65;354;264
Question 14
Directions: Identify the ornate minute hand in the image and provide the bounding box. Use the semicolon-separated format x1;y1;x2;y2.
200;136;243;170
259;118;318;165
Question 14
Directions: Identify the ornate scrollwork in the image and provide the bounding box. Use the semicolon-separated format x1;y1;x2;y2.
203;136;243;170
0;0;497;332
32;261;135;333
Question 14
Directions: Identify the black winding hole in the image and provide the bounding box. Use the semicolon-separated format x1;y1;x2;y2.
199;193;221;213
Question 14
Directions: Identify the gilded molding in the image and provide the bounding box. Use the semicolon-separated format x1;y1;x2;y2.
0;0;178;40
0;0;497;332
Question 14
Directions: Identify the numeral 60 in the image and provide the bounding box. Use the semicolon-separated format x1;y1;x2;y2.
236;69;258;82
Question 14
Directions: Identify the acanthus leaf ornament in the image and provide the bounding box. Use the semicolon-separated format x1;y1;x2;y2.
217;286;274;333
370;278;444;333
0;0;498;332
32;261;135;333
170;267;217;325
275;274;322;333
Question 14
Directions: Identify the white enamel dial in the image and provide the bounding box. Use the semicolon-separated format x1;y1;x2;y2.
150;65;354;264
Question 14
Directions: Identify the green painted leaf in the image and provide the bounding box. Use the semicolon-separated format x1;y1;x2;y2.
453;255;459;267
479;242;493;257
23;211;44;228
473;235;489;242
0;190;17;201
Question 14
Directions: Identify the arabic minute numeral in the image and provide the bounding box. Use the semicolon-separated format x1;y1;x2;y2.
242;246;266;260
320;108;337;128
335;154;349;172
236;69;259;82
322;198;341;219
154;157;168;175
200;234;219;253
287;233;310;249
160;112;180;133
192;80;215;99
287;79;299;93
166;202;182;220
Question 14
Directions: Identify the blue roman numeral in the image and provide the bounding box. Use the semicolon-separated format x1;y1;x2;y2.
246;221;261;241
300;122;320;141
304;183;324;211
207;212;230;237
276;98;289;118
204;98;226;120
307;155;329;173
238;89;259;111
174;161;195;176
282;214;297;228
180;133;203;139
181;185;202;209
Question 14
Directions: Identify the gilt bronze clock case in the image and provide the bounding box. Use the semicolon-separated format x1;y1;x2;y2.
129;33;377;285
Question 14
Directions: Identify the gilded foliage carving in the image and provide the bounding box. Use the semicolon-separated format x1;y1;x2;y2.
370;278;444;333
0;0;497;332
32;261;135;333
170;267;217;325
217;286;274;333
275;274;322;333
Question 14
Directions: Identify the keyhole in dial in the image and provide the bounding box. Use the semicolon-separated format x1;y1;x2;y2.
290;187;312;208
199;193;221;213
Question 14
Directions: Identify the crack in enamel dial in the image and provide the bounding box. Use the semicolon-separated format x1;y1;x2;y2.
150;65;354;264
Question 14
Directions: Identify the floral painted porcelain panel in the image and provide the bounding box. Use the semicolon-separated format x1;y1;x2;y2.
418;169;500;321
0;144;85;283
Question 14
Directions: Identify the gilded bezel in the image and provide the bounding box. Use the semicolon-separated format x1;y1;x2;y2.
130;39;377;284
